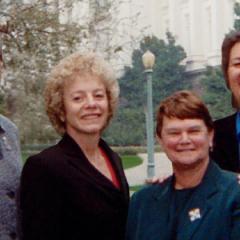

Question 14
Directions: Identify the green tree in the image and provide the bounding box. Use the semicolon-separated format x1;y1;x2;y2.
201;66;233;120
103;108;146;146
0;0;83;143
104;33;187;145
201;66;232;119
234;2;240;31
0;0;141;144
120;33;187;108
201;2;240;119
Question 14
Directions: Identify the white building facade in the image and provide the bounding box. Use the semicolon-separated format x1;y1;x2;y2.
20;0;240;74
125;0;237;73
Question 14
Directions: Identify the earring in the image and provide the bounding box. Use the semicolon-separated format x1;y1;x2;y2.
60;114;65;122
209;143;213;152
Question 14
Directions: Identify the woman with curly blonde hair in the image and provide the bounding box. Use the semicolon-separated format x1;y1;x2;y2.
19;52;129;240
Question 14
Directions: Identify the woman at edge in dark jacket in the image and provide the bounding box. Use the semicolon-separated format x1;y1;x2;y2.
19;52;129;240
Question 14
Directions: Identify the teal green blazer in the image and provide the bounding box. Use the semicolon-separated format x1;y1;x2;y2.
126;161;240;240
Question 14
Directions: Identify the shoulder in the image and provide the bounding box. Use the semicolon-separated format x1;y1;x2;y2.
22;144;62;177
215;167;240;195
220;171;240;208
20;145;67;199
131;185;155;204
214;113;236;127
130;178;171;205
0;115;18;132
213;113;237;139
218;168;239;185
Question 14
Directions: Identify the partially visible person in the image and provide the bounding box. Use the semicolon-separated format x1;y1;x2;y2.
126;90;240;240
19;52;129;240
211;31;240;172
0;114;22;240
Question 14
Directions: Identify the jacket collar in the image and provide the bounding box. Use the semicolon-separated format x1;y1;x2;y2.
58;133;129;199
58;133;119;167
152;161;220;240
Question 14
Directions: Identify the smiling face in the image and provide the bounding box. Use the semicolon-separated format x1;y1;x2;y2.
228;42;240;108
63;74;109;138
158;117;213;170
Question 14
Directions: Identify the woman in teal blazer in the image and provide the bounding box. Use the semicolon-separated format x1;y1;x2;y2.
126;91;240;240
126;161;240;240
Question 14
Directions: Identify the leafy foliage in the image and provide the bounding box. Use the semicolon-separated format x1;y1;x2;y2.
234;2;240;31
103;108;146;146
0;0;83;143
201;66;233;119
200;2;240;119
119;33;187;108
104;33;187;145
0;0;142;144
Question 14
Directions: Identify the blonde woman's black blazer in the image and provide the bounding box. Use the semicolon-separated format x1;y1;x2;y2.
211;112;240;172
19;134;129;240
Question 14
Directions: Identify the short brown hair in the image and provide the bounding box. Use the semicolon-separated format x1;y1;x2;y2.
156;90;213;137
222;31;240;87
44;52;119;135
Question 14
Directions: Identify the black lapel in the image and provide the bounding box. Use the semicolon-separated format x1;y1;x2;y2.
58;134;128;196
213;113;239;170
99;138;129;200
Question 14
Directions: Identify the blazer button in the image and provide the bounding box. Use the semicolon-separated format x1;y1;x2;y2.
6;190;15;199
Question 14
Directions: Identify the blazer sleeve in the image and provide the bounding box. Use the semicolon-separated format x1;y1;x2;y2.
231;190;240;239
125;192;139;240
20;156;64;240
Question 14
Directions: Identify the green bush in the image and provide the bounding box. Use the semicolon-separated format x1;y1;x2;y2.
112;146;145;155
21;143;54;151
112;145;162;155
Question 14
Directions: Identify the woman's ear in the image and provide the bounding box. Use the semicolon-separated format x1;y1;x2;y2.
209;129;214;148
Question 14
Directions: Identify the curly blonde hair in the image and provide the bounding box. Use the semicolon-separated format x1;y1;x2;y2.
44;52;119;135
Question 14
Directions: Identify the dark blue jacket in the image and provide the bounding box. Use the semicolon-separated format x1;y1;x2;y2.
212;113;240;172
126;161;240;240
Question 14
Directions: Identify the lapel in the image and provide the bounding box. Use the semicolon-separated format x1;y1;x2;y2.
58;133;93;171
213;112;239;171
218;113;238;153
99;138;129;200
58;134;129;199
152;178;176;240
177;161;220;240
225;112;237;144
222;113;237;135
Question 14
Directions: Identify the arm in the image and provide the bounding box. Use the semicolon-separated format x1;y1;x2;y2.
20;156;63;240
231;189;240;239
12;125;22;167
125;193;139;240
2;117;22;170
